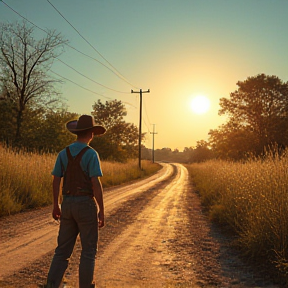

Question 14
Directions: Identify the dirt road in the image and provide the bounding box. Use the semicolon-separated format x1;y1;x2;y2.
0;163;279;288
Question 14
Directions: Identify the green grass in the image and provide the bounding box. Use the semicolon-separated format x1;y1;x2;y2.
0;145;161;217
186;150;288;279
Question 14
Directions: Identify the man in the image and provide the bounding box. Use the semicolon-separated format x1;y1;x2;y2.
46;115;106;288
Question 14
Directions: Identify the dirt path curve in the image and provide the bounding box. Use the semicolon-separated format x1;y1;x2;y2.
0;163;280;288
61;164;278;288
0;164;173;281
96;163;188;288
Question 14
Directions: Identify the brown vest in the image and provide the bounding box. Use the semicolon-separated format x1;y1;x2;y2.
62;146;93;196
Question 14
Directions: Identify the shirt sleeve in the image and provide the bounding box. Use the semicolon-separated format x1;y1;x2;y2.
51;153;64;177
87;150;103;178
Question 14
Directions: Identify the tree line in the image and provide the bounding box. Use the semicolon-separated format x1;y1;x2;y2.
1;21;288;163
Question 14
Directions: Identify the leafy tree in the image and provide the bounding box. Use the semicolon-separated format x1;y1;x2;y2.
91;99;140;162
0;20;67;146
208;122;256;160
217;74;288;157
2;104;77;152
182;147;194;162
20;108;77;152
190;140;214;162
39;110;77;152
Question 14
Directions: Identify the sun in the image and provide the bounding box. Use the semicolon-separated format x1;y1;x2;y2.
190;95;211;115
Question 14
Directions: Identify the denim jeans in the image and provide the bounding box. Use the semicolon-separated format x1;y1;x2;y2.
47;196;98;288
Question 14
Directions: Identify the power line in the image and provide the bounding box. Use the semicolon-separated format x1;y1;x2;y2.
1;0;150;128
143;118;151;134
56;59;130;94
50;70;111;99
66;44;138;88
47;0;153;133
50;70;137;109
1;0;139;89
143;100;152;128
46;0;138;89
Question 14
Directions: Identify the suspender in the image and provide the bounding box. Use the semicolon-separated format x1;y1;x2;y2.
62;146;93;196
66;146;90;164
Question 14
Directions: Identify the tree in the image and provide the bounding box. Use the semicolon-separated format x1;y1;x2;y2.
0;21;67;146
190;140;214;162
0;97;16;146
218;74;288;156
20;108;77;152
208;122;256;160
91;99;140;162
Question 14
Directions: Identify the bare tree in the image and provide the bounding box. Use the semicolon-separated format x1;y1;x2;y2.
0;20;67;145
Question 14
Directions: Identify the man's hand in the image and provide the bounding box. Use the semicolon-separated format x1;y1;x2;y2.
52;204;61;221
91;176;105;229
52;176;62;221
98;212;105;228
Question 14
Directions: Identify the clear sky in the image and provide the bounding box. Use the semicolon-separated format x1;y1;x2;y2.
1;0;288;151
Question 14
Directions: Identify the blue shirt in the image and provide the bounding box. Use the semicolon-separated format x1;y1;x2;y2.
52;142;103;178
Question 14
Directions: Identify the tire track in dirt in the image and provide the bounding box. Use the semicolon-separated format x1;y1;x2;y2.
61;163;179;287
64;164;199;288
0;163;174;282
64;164;280;288
0;163;280;288
0;206;59;279
95;164;191;288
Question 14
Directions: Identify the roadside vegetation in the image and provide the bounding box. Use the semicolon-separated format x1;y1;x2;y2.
186;149;288;282
0;145;161;217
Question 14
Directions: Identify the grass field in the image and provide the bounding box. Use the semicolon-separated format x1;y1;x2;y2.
3;143;288;279
186;150;288;279
0;145;161;217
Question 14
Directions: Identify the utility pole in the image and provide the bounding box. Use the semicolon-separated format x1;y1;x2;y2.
150;124;157;163
131;88;150;169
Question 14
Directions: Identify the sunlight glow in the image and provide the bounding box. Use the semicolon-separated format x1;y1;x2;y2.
190;95;211;115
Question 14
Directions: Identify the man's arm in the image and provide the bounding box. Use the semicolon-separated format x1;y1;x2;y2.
52;175;62;221
91;176;105;228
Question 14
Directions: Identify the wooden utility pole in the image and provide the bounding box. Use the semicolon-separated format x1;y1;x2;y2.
131;88;150;169
150;124;157;163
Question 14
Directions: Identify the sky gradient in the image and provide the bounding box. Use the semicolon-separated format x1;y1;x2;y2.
1;0;288;151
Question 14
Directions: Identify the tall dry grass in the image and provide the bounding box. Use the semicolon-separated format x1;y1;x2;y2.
0;146;54;215
186;151;288;277
0;145;161;217
101;159;161;187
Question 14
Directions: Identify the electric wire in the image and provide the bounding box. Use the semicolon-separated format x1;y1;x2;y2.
143;100;152;127
56;59;130;94
46;0;139;89
65;44;135;87
1;0;150;130
50;70;111;99
1;0;138;90
143;118;151;134
50;70;137;109
0;2;136;105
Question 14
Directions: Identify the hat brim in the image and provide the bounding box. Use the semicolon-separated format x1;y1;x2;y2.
66;120;106;135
